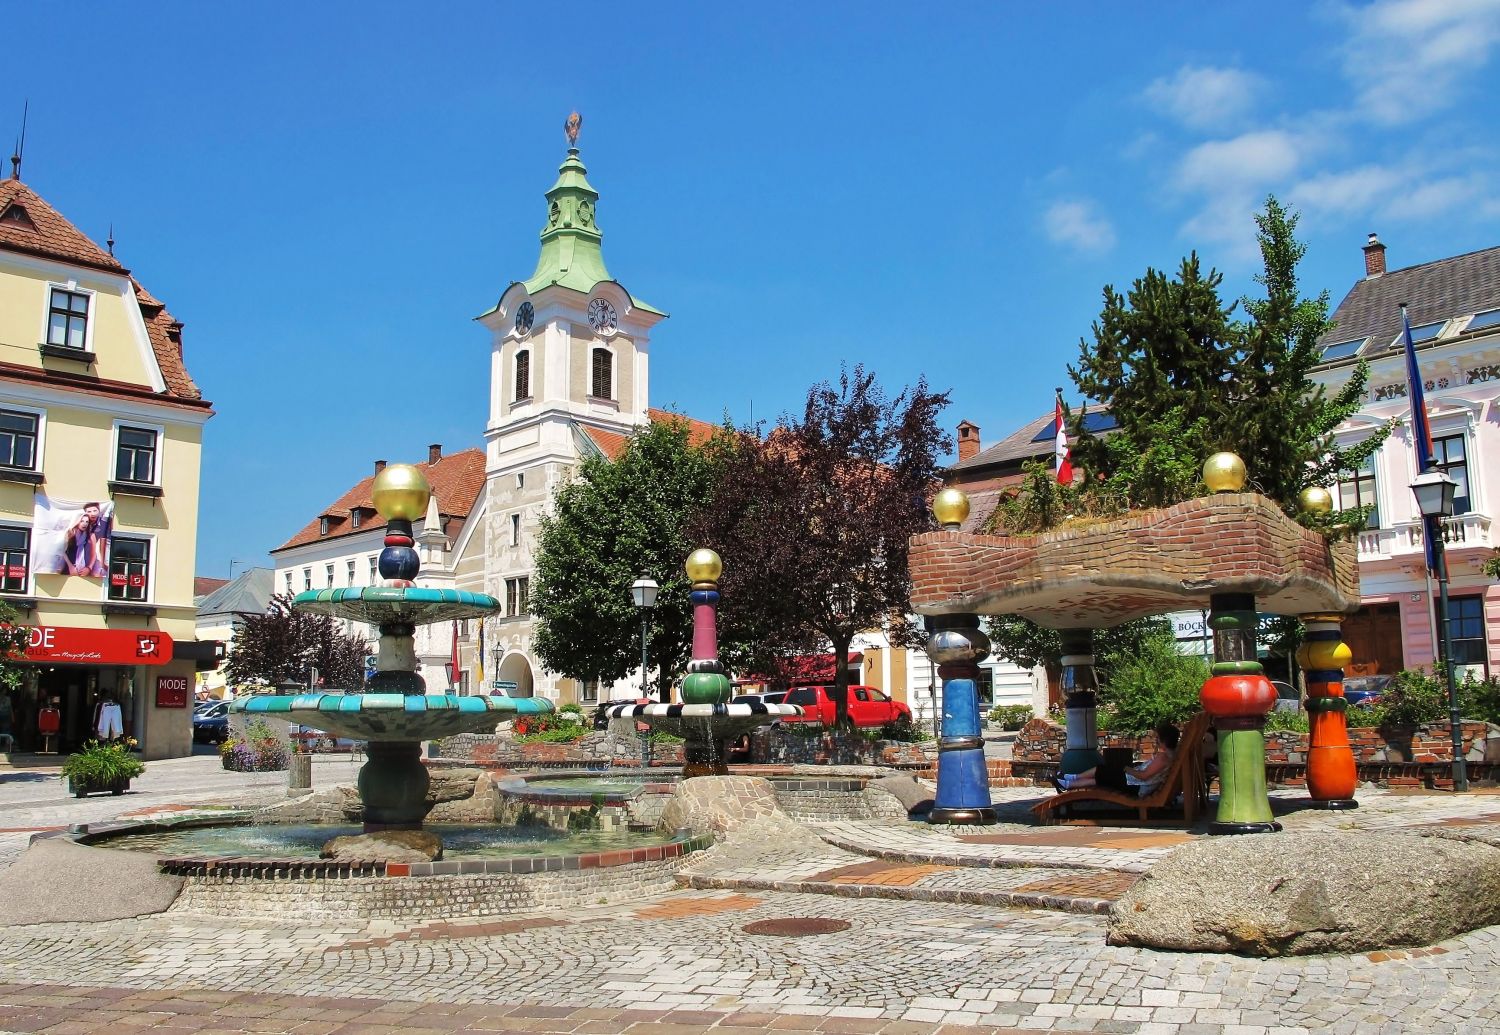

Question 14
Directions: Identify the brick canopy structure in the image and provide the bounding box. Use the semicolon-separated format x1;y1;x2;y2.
910;492;1359;627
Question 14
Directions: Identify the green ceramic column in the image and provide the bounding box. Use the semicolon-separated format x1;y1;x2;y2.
1199;592;1281;835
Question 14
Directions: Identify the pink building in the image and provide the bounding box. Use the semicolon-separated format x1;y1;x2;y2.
1314;235;1500;681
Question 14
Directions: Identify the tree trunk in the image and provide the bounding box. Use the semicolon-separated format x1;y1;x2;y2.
830;632;854;727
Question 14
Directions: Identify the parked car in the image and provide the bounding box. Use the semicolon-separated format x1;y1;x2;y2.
779;685;911;729
289;724;359;751
192;702;229;744
732;691;789;707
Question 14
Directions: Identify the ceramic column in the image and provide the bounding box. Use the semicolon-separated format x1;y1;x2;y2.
1199;592;1281;834
927;613;998;825
1297;615;1358;809
1057;628;1102;775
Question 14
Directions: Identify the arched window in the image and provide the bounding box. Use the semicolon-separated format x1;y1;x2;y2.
591;347;613;400
514;350;530;401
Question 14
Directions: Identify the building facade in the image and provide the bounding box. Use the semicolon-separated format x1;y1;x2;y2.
0;173;213;759
1313;236;1500;681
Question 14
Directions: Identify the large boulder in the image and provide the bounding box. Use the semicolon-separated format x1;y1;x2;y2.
657;775;785;836
428;771;498;822
867;773;934;814
425;766;483;804
1108;829;1500;956
321;829;443;863
0;838;183;924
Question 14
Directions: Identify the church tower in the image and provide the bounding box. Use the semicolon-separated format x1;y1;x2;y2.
472;117;667;702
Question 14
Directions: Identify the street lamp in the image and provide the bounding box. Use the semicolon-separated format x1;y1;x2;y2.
1410;467;1467;792
631;576;660;702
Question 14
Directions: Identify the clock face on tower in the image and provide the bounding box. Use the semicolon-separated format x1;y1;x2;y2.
514;301;534;337
587;297;618;336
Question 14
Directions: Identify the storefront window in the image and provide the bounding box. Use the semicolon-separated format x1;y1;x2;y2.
108;537;150;601
0;525;29;593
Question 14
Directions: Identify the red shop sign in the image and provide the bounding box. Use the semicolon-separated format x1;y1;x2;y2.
23;626;174;666
156;675;190;708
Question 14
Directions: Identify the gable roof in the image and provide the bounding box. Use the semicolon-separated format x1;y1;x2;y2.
194;576;230;600
579;408;720;460
949;404;1111;472
274;448;487;553
1321;245;1500;352
0;178;205;404
197;567;274;618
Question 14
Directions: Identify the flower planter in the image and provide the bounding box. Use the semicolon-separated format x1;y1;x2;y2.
69;776;131;798
221;755;288;773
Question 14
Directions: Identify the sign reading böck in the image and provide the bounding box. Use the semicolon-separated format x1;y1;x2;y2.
23;626;174;666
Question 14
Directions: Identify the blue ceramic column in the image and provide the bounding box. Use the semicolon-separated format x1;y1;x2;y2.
927;613;998;825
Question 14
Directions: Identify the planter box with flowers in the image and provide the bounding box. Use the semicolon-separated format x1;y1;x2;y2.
62;740;145;798
219;718;290;772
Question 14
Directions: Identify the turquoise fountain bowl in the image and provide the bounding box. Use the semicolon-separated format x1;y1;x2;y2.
292;586;500;625
231;692;553;742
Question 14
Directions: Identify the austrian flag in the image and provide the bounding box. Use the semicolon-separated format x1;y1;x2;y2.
1054;390;1074;485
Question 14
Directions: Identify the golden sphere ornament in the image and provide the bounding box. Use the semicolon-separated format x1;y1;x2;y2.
684;548;723;584
1299;486;1334;514
371;463;432;521
1203;452;1247;493
932;487;971;528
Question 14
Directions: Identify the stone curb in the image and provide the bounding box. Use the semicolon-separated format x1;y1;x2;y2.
675;871;1114;914
813;828;1152;874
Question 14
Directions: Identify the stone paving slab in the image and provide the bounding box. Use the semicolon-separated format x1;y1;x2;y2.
3;889;1498;1032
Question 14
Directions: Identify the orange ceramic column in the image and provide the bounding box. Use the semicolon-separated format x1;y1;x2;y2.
1296;615;1358;809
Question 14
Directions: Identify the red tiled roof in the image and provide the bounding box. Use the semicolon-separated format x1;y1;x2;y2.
0;179;204;403
0;178;124;272
194;576;230;598
582;408;721;460
274;448;487;553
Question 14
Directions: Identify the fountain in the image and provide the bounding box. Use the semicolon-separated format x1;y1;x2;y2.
231;462;554;832
605;548;801;775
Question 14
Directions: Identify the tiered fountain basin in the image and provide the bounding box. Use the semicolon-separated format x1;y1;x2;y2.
236;690;551;741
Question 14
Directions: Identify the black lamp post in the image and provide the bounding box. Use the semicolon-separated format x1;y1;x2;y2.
631;576;660;702
1410;467;1468;792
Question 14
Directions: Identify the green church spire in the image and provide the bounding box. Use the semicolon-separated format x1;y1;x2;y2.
523;145;612;296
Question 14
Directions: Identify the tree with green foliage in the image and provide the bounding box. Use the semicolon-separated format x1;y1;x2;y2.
1066;196;1385;524
1096;627;1211;733
530;417;727;701
699;367;950;722
985;614;1176;688
223;595;368;691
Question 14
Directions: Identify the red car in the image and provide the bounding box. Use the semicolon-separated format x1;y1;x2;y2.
780;685;912;729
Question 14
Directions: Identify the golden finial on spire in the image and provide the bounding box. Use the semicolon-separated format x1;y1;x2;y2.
564;111;582;147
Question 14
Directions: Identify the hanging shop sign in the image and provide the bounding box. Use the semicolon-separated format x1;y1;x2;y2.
23;626;174;666
155;675;190;708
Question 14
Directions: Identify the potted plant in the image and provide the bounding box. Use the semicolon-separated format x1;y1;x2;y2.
62;740;145;797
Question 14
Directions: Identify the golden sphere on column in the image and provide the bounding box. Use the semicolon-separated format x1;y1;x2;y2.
932;487;971;528
371;463;432;521
1202;452;1247;493
684;548;722;583
1299;486;1335;514
1297;639;1352;671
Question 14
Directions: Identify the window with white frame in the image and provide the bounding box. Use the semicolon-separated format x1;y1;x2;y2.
303;568;312;592
505;575;530;617
1450;595;1487;671
325;563;334;587
581;678;599;702
510;512;520;547
347;559;356;585
46;288;89;350
107;537;150;601
1337;457;1380;529
591;347;612;400
368;556;378;583
515;350;531;401
115;426;158;484
0;525;29;594
284;572;293;595
351;508;363;529
1433;434;1471;515
0;410;39;470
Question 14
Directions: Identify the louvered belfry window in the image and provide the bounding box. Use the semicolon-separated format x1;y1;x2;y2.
514;350;530;401
591;348;612;400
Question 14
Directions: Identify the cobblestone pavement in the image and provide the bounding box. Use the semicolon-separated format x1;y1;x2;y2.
2;889;1499;1033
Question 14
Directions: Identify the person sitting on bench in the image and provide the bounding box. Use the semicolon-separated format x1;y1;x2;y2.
1055;722;1179;796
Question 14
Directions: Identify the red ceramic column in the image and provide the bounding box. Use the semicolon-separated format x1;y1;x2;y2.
1297;615;1358;808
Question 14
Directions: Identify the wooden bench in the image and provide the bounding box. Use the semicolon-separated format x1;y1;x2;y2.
1032;712;1211;826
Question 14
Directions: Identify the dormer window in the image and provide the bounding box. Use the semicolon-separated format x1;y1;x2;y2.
351;508;363;530
319;516;330;536
515;349;531;401
591;347;613;400
47;288;90;351
1466;308;1500;333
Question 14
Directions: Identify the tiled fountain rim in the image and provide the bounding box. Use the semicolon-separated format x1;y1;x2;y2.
35;819;712;881
485;768;878;805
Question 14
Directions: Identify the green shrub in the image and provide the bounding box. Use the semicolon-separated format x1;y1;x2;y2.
515;723;588;744
558;702;584;717
1458;675;1500;725
881;715;932;742
220;718;290;771
1097;629;1209;734
1263;708;1309;733
986;704;1033;731
61;740;145;784
1377;669;1449;728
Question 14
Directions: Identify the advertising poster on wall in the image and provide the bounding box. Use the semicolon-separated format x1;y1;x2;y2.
32;496;114;577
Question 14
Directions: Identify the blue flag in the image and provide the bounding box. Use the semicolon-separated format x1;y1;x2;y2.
1401;304;1438;573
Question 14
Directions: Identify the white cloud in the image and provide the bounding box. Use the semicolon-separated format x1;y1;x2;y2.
1333;0;1500;124
1177;130;1304;191
1143;65;1264;128
1288;165;1406;215
1289;163;1491;223
1382;173;1486;218
1043;199;1117;254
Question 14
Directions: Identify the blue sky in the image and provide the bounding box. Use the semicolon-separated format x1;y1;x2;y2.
6;1;1499;577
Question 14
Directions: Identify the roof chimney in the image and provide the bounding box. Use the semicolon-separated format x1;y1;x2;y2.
374;459;387;475
1363;232;1386;278
956;420;981;462
428;443;442;465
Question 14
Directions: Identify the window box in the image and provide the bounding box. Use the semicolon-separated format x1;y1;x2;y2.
102;602;157;619
0;597;36;612
108;480;164;499
39;343;95;364
0;469;43;487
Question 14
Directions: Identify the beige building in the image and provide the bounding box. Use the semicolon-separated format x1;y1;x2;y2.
0;171;213;759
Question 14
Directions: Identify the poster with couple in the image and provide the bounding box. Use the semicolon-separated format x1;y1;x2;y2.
32;496;115;578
